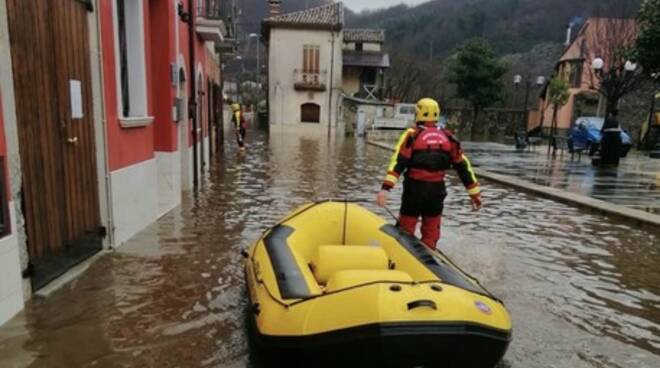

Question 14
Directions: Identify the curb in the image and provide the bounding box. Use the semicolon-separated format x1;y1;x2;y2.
366;140;660;228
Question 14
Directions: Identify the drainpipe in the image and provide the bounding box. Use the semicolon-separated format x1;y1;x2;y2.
188;0;199;188
218;52;224;149
94;0;115;247
327;29;336;139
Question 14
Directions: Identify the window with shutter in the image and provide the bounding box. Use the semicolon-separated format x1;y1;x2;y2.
301;103;321;123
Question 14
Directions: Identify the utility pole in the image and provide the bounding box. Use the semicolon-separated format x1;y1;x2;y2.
256;39;260;87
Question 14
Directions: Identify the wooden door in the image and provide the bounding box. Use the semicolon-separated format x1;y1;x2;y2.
7;0;102;290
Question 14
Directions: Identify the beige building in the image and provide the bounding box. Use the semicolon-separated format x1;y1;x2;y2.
263;3;344;132
262;3;389;133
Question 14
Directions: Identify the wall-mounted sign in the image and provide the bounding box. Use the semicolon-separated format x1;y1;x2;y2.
69;80;83;119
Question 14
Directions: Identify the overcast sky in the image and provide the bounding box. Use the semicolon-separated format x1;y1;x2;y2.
342;0;429;13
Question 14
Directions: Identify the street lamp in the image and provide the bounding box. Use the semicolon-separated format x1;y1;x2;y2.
591;57;605;72
248;33;261;87
514;74;546;132
592;57;638;74
592;57;638;116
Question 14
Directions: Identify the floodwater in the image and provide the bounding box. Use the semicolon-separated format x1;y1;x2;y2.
0;127;659;368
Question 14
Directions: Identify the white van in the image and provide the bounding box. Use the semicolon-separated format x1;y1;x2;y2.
373;103;416;129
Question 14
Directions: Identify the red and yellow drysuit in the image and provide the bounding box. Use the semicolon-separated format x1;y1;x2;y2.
232;105;246;148
382;122;481;249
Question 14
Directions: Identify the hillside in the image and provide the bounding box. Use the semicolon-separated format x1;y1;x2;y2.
343;0;643;106
345;0;642;58
226;0;331;74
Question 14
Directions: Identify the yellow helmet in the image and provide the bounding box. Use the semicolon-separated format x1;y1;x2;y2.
415;98;441;123
231;103;241;112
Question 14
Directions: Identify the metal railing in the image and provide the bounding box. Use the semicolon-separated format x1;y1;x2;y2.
293;69;328;91
196;0;234;21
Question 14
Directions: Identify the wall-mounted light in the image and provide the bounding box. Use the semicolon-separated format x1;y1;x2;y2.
177;2;190;23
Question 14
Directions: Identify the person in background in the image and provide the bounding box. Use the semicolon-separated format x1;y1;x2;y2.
376;98;482;250
600;109;622;165
232;103;246;151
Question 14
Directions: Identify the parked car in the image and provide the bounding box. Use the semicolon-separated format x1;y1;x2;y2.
568;117;632;157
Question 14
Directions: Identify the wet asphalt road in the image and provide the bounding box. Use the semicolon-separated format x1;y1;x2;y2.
0;127;659;368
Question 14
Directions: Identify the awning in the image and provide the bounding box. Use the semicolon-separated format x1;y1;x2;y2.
343;51;390;68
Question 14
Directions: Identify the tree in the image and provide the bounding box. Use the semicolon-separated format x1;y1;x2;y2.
448;39;507;137
585;18;646;117
547;77;570;136
636;0;660;78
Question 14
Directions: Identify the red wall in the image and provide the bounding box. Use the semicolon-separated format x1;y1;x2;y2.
150;0;178;152
101;0;212;168
100;0;155;171
178;0;209;148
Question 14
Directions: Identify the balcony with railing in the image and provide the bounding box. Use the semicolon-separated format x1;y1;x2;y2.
196;0;235;44
293;69;327;92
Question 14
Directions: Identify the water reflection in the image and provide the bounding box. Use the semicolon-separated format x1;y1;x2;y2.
0;128;658;368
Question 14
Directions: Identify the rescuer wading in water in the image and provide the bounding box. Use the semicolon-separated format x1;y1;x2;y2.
376;98;482;250
232;103;247;150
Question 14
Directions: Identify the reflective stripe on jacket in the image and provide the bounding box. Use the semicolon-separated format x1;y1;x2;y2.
232;111;245;129
381;124;480;196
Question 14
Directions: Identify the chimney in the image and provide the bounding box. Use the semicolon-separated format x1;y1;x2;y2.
268;0;281;16
565;23;574;46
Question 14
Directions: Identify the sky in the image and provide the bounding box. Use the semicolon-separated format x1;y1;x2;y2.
342;0;429;13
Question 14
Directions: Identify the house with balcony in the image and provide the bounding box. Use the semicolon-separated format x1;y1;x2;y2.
262;3;344;130
342;29;389;101
533;17;637;134
262;3;389;132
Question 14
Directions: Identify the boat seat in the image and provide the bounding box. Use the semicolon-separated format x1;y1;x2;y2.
326;270;413;292
312;245;389;284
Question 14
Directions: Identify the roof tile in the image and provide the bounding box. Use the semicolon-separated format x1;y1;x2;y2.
264;2;343;30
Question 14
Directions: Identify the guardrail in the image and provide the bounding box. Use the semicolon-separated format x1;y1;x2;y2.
293;70;327;91
373;117;411;130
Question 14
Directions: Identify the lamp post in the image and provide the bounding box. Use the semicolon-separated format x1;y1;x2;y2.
513;74;545;132
249;33;261;88
591;57;638;117
646;73;659;150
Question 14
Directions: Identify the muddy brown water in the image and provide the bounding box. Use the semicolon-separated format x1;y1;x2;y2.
0;128;659;368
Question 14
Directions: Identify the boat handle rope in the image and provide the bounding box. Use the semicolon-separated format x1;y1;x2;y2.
284;280;444;308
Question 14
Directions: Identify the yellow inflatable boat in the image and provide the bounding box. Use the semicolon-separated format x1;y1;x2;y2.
244;200;511;367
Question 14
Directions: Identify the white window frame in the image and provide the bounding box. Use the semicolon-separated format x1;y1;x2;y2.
113;0;153;128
